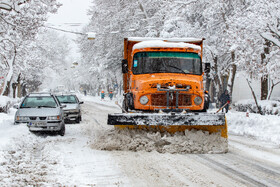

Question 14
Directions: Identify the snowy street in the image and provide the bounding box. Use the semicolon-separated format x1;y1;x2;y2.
1;0;280;186
0;96;280;186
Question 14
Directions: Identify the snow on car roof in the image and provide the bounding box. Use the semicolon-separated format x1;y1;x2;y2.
133;40;201;51
28;93;52;97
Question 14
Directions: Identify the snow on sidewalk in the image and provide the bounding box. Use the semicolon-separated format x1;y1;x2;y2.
226;111;280;145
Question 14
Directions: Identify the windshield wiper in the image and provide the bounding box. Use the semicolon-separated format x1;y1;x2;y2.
20;106;31;108
61;102;76;104
37;106;56;108
166;65;187;74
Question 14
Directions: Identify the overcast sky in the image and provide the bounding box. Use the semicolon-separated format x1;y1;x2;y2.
47;0;92;29
46;0;93;60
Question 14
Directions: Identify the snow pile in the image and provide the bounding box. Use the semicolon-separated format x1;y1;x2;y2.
227;111;280;145
233;99;280;116
92;129;228;154
0;133;74;186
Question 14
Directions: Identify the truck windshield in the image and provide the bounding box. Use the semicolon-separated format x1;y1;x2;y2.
132;52;202;75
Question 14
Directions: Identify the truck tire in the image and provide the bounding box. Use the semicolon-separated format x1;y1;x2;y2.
122;99;128;113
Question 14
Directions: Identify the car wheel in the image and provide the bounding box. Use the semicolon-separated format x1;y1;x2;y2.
58;124;65;136
75;117;80;124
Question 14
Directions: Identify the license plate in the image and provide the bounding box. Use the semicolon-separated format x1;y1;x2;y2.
29;122;45;126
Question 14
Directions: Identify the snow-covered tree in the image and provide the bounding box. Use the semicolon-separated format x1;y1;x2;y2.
0;0;61;96
77;0;280;101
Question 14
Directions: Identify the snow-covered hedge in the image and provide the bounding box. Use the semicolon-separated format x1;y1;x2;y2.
0;96;11;113
0;96;20;113
233;99;280;116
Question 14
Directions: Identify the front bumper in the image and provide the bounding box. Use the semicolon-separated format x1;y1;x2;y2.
15;120;63;131
64;111;80;121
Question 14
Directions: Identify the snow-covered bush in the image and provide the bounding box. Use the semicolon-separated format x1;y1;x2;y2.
0;96;12;113
0;96;20;113
233;99;280;116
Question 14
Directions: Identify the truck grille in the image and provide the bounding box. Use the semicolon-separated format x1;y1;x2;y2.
151;93;192;107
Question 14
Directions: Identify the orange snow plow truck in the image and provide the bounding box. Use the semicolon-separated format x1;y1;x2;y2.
108;37;227;139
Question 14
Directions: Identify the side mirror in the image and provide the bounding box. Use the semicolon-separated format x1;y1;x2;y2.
13;104;19;109
204;63;211;74
79;101;84;104
122;59;128;73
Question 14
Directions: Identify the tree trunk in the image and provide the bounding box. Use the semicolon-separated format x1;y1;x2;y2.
260;40;270;100
246;79;262;115
227;52;237;98
261;75;268;100
2;81;11;96
267;81;280;100
12;83;17;98
213;56;222;104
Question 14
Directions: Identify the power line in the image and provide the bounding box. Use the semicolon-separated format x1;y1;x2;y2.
44;26;86;36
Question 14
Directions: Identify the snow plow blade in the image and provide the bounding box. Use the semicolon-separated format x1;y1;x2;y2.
108;113;227;138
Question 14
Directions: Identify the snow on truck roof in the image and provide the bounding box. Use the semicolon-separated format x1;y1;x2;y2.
133;40;201;51
127;37;203;43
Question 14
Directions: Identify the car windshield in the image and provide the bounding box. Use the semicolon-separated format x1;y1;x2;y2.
20;96;57;108
132;52;202;75
56;95;78;104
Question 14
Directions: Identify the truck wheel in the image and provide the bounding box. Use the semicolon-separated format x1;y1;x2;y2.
122;100;128;113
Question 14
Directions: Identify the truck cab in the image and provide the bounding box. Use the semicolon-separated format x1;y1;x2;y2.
122;37;209;113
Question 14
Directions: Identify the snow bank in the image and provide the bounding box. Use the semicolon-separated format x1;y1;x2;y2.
233;99;280;116
0;108;23;149
0;134;65;186
92;129;228;154
227;111;280;145
0;96;10;107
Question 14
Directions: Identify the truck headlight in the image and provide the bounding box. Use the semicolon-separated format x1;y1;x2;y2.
194;96;202;105
139;96;149;105
48;116;60;120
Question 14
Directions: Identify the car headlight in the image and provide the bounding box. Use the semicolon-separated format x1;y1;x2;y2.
194;96;203;105
139;96;149;105
48;116;60;120
17;116;29;121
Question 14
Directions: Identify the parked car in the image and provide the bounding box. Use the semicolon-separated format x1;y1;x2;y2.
14;93;65;136
55;94;83;123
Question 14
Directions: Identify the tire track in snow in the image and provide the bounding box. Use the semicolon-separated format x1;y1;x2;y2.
195;155;268;186
229;134;280;157
223;152;280;186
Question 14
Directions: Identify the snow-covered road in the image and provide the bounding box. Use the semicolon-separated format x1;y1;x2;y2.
0;98;280;186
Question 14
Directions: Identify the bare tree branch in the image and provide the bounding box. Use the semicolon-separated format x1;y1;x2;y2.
246;78;263;115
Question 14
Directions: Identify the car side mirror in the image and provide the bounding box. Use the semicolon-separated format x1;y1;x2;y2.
13;104;19;109
204;63;211;74
122;59;128;73
79;101;84;104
